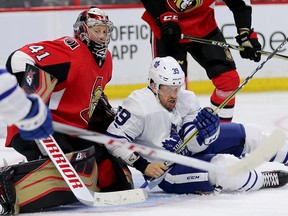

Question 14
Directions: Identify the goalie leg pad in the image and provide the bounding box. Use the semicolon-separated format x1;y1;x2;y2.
97;157;134;192
0;146;97;214
111;157;134;190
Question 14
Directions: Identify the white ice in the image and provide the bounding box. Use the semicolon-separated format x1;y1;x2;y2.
0;91;288;215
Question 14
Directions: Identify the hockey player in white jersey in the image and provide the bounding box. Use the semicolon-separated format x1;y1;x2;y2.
106;56;288;194
0;67;53;140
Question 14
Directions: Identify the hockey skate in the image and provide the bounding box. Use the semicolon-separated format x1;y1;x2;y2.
261;170;288;189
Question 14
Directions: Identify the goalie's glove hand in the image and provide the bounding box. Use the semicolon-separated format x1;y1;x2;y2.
15;94;53;140
162;124;190;155
159;12;182;44
194;107;220;145
88;92;115;133
99;92;115;118
235;28;262;62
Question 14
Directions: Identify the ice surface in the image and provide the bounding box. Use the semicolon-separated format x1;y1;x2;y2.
0;92;288;215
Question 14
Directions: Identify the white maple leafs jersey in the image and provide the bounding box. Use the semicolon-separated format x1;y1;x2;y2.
0;70;31;125
106;87;201;163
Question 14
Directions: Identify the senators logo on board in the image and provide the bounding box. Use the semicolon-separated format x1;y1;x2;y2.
166;0;202;13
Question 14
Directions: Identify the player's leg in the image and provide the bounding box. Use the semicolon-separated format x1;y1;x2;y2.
204;123;288;164
159;153;288;195
158;154;215;194
187;28;240;122
202;122;246;156
243;124;288;164
209;154;288;192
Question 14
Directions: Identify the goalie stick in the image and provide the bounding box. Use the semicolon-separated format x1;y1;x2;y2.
182;34;288;61
37;135;148;207
52;122;286;179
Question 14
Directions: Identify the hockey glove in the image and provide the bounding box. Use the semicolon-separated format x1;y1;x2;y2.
162;124;190;155
235;29;262;62
194;107;220;145
159;12;182;44
15;94;53;140
88;92;115;133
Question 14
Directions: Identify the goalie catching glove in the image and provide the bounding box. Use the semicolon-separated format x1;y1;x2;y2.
88;92;115;133
235;28;262;62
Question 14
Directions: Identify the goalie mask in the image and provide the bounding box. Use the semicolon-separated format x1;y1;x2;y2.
148;56;185;96
73;7;114;63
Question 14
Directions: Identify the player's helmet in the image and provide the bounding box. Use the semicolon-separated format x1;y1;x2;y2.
148;56;185;93
73;7;113;62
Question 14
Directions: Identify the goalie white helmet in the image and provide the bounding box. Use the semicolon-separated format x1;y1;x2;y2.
73;7;113;63
148;56;185;94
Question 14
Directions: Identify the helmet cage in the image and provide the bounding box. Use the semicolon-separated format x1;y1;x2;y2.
73;7;113;61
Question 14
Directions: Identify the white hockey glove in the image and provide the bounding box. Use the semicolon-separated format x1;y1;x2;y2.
15;94;53;140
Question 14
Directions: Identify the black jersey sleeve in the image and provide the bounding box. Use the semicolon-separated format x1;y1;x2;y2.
140;0;167;20
223;0;252;32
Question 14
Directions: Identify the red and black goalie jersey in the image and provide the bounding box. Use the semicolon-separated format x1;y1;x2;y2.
6;36;113;146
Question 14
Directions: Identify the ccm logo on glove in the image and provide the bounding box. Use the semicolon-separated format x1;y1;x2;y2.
161;14;178;22
159;12;182;44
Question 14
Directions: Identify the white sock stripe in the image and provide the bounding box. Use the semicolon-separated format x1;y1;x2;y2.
237;170;260;192
245;170;259;191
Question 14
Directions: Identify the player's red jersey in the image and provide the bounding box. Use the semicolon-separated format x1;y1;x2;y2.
6;36;112;146
142;0;217;42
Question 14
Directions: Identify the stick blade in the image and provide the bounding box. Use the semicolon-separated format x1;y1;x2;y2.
82;189;148;206
228;129;287;176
